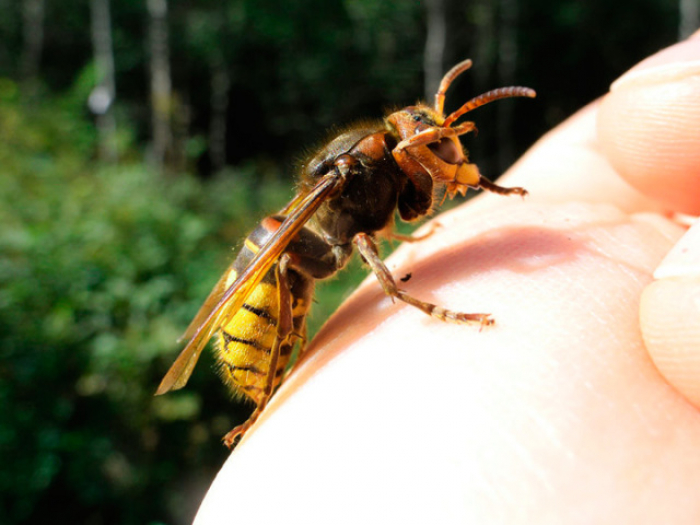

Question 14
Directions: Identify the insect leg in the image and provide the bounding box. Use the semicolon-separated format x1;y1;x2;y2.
394;124;474;153
385;222;442;243
283;318;308;382
354;233;493;326
477;176;528;197
222;255;295;449
293;318;308;360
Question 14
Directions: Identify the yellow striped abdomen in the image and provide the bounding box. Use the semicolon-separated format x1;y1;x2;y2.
215;264;311;405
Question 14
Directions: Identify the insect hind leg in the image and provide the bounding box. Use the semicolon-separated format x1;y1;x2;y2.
354;233;493;327
223;255;295;449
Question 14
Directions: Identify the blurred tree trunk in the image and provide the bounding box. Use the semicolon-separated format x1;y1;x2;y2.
679;0;700;39
472;0;496;97
147;0;172;171
496;0;518;173
89;0;118;163
20;0;44;89
423;0;446;102
209;51;230;173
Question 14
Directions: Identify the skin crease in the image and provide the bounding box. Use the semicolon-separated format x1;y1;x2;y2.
194;36;700;524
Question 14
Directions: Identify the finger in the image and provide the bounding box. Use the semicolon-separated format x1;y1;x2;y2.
597;38;700;214
641;220;700;407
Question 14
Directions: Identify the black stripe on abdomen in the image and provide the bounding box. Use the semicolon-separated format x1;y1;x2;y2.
222;330;265;352
241;302;275;323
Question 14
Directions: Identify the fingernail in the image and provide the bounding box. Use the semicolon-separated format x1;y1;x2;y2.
611;60;700;92
654;219;700;279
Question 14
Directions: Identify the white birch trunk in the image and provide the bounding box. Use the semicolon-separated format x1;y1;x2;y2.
147;0;172;170
89;0;118;162
679;0;700;39
209;53;230;173
497;0;518;172
21;0;44;87
424;0;447;102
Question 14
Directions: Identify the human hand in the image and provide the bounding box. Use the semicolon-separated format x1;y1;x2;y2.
195;36;700;524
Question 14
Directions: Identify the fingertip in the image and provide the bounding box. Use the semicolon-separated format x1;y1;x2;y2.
640;217;700;407
654;219;700;279
641;277;700;408
641;220;700;408
597;40;700;214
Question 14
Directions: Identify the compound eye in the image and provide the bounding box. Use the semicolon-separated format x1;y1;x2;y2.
428;138;462;164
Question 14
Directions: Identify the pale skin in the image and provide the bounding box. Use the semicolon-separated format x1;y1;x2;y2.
195;35;700;524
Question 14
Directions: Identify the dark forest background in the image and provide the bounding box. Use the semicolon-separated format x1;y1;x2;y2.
0;0;691;523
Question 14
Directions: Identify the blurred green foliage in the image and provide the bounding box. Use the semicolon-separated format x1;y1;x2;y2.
0;0;680;523
0;78;322;523
0;70;369;524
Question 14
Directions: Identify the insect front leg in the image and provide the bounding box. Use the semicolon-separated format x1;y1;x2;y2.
476;175;528;197
353;233;493;326
223;255;295;449
393;123;475;154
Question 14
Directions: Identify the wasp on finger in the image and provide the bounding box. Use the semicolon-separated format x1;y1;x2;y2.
156;59;536;448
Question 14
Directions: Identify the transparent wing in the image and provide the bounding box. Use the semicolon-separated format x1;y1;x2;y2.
178;265;234;344
155;173;341;395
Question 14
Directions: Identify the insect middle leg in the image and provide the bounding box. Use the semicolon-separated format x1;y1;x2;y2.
223;255;295;449
384;221;442;244
354;233;493;326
